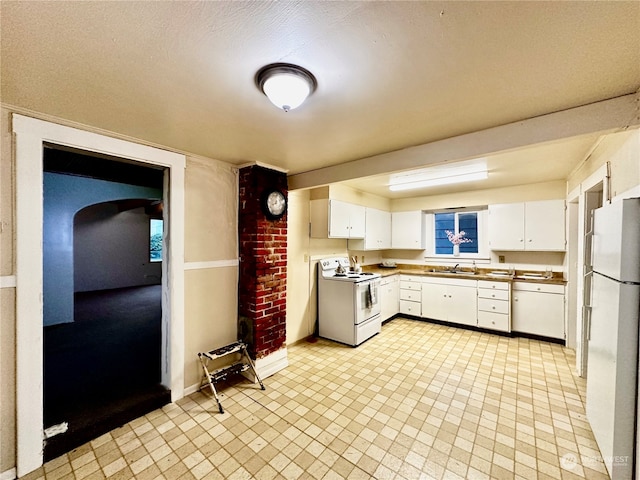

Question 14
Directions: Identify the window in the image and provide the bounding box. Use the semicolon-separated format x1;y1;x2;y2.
434;211;478;255
426;208;488;259
150;219;163;262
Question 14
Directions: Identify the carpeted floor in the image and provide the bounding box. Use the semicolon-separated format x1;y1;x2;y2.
43;285;170;461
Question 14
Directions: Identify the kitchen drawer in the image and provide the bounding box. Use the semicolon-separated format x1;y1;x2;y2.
478;288;509;301
422;277;478;288
478;311;510;332
477;280;510;291
400;275;422;283
380;275;398;286
400;289;420;302
513;282;564;294
478;298;509;314
399;300;421;316
400;281;421;291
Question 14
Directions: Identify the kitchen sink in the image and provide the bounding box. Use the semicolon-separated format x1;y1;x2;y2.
425;270;478;275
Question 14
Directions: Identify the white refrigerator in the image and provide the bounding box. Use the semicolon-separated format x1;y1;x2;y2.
587;198;640;480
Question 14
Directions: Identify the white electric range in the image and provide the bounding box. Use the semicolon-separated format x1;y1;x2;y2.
317;257;382;346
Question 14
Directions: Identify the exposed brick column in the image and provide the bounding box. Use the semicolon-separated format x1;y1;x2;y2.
238;165;287;359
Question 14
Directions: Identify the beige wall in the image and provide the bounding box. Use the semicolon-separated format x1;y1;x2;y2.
567;129;640;197
0;109;241;473
182;156;239;389
184;157;238;262
0;109;13;276
286;190;313;345
184;267;238;388
0;288;16;472
0;108;16;473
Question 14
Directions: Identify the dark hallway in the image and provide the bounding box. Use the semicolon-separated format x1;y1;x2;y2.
44;285;170;460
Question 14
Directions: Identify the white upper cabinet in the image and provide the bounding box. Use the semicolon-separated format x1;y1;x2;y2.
391;211;425;249
488;200;565;251
310;199;366;239
350;207;391;250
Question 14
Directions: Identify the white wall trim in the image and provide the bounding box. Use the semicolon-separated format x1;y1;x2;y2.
0;276;16;288
183;382;203;397
12;114;186;477
254;348;289;379
184;259;239;270
0;467;16;480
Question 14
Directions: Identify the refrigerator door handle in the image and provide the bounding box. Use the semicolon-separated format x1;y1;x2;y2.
583;305;592;341
585;229;594;270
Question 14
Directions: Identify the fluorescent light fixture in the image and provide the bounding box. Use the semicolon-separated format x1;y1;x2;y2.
256;63;317;112
389;171;488;191
389;159;488;191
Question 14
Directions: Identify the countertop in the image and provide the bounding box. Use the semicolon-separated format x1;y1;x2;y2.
363;264;566;285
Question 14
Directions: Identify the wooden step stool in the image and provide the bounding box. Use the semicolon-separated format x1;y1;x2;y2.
197;341;265;413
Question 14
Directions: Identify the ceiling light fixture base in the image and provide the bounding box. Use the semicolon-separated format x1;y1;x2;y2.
255;63;317;112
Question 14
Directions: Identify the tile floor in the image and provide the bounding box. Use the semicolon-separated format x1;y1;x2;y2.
22;318;611;480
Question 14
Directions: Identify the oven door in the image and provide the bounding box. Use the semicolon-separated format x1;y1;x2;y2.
355;279;382;324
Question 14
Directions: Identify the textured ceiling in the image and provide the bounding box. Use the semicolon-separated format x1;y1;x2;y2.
2;1;639;196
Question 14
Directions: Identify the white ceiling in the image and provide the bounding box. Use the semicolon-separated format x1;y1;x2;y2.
2;1;639;197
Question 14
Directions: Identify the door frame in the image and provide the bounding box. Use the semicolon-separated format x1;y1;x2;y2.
568;163;609;378
13;114;186;476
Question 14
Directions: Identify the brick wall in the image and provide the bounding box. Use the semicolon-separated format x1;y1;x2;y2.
238;165;287;359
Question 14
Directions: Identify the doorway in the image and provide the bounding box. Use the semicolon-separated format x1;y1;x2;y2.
579;183;604;377
568;162;609;379
13;114;186;477
42;148;170;459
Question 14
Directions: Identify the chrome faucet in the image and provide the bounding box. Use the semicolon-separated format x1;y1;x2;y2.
451;263;460;272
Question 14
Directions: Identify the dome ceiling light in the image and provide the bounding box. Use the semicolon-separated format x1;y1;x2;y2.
255;63;317;112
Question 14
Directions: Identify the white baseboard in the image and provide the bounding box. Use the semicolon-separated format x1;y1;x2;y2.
183;382;201;397
254;348;288;378
0;467;16;480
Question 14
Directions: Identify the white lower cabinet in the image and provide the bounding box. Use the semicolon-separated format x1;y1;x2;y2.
380;275;399;321
399;275;422;316
512;282;565;339
421;277;478;326
477;280;511;332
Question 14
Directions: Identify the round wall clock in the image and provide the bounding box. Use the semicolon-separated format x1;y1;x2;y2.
261;189;287;220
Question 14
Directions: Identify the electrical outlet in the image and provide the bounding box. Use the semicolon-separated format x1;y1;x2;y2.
303;254;309;263
499;255;505;263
